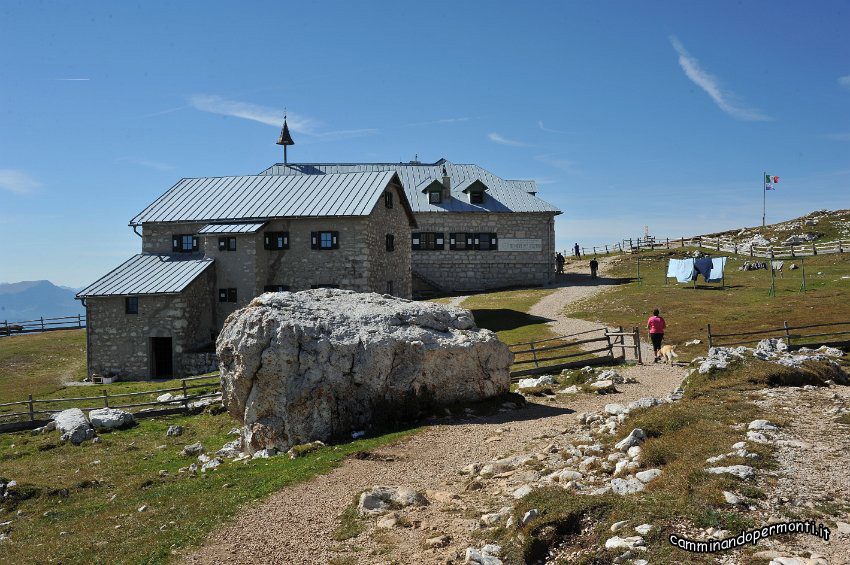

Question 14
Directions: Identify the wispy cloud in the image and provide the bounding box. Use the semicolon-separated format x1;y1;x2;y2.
488;132;527;146
403;116;475;127
116;157;176;171
0;170;41;194
538;120;566;134
669;36;771;121
55;78;90;81
823;133;850;141
535;153;581;175
188;94;376;141
839;75;850;90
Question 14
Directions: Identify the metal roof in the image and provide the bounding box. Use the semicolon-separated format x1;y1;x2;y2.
77;253;214;297
258;160;561;215
198;222;267;234
130;171;408;225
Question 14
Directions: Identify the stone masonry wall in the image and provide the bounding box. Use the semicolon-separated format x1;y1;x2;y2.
85;266;216;380
142;222;208;254
201;232;258;328
365;183;413;299
411;212;556;291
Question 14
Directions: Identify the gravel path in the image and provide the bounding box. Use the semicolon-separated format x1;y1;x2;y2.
183;265;686;564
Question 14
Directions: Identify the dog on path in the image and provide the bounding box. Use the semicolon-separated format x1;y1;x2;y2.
659;344;679;365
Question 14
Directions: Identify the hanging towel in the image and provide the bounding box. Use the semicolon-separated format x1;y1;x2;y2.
668;258;695;283
707;257;727;282
694;257;714;281
771;260;784;271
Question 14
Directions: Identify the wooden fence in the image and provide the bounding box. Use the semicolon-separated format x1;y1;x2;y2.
1;314;86;337
508;326;641;380
707;320;850;349
0;374;221;433
578;236;850;259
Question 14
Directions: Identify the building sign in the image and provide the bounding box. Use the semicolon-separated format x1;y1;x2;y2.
499;238;543;252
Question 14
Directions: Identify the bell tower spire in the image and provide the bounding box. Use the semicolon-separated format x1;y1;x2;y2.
276;110;295;164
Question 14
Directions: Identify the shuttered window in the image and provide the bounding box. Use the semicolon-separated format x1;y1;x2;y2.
411;232;444;251
125;296;138;315
219;288;237;303
475;233;498;251
264;231;289;250
449;232;473;251
173;234;198;253
384;191;393;208
311;231;339;250
386;234;394;252
218;237;236;251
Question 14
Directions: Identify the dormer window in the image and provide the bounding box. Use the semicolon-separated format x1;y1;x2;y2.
469;190;484;204
429;190;442;204
458;178;489;204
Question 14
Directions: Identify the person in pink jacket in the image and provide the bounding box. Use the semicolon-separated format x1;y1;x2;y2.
647;309;666;362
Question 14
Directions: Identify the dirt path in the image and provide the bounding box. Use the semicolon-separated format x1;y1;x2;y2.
183;266;686;565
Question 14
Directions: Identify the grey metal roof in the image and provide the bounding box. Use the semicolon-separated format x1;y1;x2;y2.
198;222;267;234
77;253;214;297
130;171;403;225
258;160;561;215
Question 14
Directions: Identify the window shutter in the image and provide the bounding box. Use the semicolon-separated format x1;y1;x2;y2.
283;232;289;249
218;237;226;251
192;236;199;252
228;288;237;303
466;235;474;250
172;237;179;252
411;233;421;251
435;233;444;250
331;231;339;249
474;234;480;250
449;233;456;251
311;232;318;250
264;233;271;250
490;233;498;250
218;289;227;302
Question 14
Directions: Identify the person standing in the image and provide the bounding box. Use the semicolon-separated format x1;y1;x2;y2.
556;252;565;274
574;243;580;258
647;309;666;363
589;258;599;279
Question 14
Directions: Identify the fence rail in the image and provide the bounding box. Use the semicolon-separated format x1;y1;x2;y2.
508;326;641;380
0;374;221;433
576;236;850;259
707;320;850;349
1;314;86;337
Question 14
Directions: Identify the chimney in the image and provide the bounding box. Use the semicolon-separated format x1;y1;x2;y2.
441;165;451;201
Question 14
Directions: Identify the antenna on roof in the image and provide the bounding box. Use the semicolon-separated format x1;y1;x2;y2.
276;109;295;164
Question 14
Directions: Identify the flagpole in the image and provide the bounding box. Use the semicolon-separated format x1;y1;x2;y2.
762;171;766;227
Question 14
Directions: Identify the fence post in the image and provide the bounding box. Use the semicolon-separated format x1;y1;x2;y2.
77;314;82;328
791;245;795;257
40;317;44;332
783;321;792;347
605;330;614;359
530;343;539;369
605;244;609;255
28;394;35;422
182;380;189;413
750;245;754;257
103;389;109;408
812;243;817;256
633;327;642;364
617;325;625;360
707;323;713;349
3;320;6;336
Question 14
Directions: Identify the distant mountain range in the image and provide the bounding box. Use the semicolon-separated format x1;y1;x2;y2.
0;280;85;323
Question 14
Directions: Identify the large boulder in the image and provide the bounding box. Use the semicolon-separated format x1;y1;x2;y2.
217;289;512;453
54;408;95;445
88;408;135;430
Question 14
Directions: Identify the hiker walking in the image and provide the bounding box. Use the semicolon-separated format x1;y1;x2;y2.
647;309;666;363
589;258;599;279
574;243;580;258
556;252;565;274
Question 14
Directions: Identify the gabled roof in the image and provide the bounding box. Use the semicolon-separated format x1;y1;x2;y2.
416;178;445;193
130;171;417;227
198;222;267;234
258;160;560;215
77;253;214;297
455;178;489;193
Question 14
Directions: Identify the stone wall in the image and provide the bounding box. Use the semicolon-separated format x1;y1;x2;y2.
201;232;259;327
85;266;216;379
410;212;556;291
365;183;413;298
182;352;219;376
141;222;208;254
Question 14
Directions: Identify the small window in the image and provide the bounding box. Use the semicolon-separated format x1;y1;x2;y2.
384;191;393;208
311;231;339;250
429;191;442;204
411;232;444;251
218;237;236;251
475;233;498;251
263;285;290;292
311;284;340;289
125;296;138;314
386;234;394;252
264;231;289;250
173;234;198;253
470;190;485;204
386;281;393;295
450;232;470;251
219;288;237;303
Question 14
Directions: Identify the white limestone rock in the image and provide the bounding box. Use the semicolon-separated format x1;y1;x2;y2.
615;428;646;451
635;469;661;483
53;409;95;445
88;408;135;431
604;403;628;415
217;289;513;454
748;419;778;431
610;477;645;495
604;535;646;550
705;465;755;480
357;486;429;515
517;375;554;389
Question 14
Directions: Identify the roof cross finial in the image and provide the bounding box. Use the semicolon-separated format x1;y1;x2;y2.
276;109;295;164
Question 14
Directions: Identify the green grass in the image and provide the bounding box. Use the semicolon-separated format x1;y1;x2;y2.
567;248;850;360
0;329;87;402
495;359;841;563
0;412;416;564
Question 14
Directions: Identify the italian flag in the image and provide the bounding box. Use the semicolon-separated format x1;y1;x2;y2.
765;174;779;184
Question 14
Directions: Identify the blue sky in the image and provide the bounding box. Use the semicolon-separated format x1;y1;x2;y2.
1;1;848;287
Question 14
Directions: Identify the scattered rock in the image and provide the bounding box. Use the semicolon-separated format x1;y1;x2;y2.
521;509;539;525
88;408;135;431
684;339;702;346
137;504;148;512
357;486;429;515
201;457;223;472
610;520;629;532
512;485;533;499
465;544;502;565
634;523;653;535
723;491;741;505
604;535;646;551
610;477;645;495
615;429;646;451
425;534;451;549
705;465;755;480
376;513;399;529
517;375;554;390
156;393;174;403
746;431;770;444
635;469;661;483
54;409;95;445
627;398;661;411
748;419;778;431
181;443;204;457
286;441;326;459
588;380;616;393
604;403;628;415
166;425;183;437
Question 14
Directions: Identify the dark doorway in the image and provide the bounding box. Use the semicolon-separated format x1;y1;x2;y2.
151;337;173;378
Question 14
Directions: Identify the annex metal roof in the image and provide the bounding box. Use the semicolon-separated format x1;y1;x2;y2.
130;171;413;225
198;222;267;234
258;160;561;215
77;253;214;297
